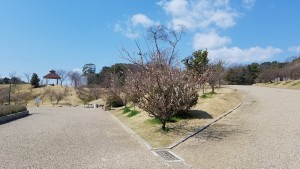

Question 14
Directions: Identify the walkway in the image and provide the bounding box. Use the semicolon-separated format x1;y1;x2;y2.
173;86;300;168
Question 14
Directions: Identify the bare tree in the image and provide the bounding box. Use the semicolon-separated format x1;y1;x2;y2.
24;73;31;83
9;72;21;85
56;69;70;86
44;87;69;105
121;25;209;130
257;68;278;83
11;92;33;105
9;72;16;80
69;71;84;89
208;60;226;92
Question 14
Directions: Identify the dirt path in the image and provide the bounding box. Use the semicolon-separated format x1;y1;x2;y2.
0;107;170;169
173;85;300;169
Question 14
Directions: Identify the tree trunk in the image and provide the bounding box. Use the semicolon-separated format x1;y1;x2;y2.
211;85;215;93
162;121;166;130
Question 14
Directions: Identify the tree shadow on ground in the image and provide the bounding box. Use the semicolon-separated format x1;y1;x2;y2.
195;123;244;141
291;81;300;86
175;110;213;120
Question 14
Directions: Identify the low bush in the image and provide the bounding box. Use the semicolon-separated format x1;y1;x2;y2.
127;109;140;117
201;91;217;99
0;105;27;117
122;106;131;114
107;95;124;107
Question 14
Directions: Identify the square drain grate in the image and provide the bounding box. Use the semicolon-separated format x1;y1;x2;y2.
154;150;182;162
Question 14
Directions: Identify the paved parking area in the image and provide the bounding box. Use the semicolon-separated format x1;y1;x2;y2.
0;107;170;169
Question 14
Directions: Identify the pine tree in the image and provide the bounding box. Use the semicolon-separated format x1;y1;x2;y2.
30;73;40;87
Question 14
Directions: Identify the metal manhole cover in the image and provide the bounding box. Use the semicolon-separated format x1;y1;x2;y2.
154;150;182;162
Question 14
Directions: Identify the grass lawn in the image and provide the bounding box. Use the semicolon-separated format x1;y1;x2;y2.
110;87;243;148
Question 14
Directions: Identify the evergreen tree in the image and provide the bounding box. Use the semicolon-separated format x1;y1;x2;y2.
183;49;209;75
30;73;40;87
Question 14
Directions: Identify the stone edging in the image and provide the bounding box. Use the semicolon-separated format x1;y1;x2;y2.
0;111;29;124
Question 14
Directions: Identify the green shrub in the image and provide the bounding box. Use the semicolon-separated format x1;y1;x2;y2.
146;118;161;125
106;95;124;107
201;91;217;99
122;106;131;114
0;105;27;117
201;94;208;98
146;117;178;125
127;109;140;117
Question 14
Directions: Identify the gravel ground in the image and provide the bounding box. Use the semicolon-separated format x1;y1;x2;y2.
173;85;300;169
0;107;171;169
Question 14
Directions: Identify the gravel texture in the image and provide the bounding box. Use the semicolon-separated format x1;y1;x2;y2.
173;85;300;169
0;107;170;169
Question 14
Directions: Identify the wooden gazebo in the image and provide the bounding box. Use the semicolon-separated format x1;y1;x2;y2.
43;70;61;85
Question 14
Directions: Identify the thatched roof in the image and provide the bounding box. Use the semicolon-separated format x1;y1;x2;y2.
43;70;61;79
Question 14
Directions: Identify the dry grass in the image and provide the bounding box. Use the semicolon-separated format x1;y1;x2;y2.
110;87;243;148
255;80;300;90
0;84;84;107
27;85;83;107
0;84;110;107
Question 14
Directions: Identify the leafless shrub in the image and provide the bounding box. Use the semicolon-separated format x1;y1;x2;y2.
56;69;70;86
44;87;69;105
69;71;85;89
120;25;209;130
11;92;33;105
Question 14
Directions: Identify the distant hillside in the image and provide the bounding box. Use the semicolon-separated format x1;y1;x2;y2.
255;80;300;90
0;84;85;107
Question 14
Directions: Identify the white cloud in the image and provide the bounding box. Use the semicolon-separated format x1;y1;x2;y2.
72;68;82;73
131;14;155;27
242;0;256;9
114;14;156;38
114;0;275;65
288;46;300;53
114;23;139;39
209;46;282;63
158;0;238;30
193;31;231;50
158;0;189;17
209;10;237;28
192;31;282;64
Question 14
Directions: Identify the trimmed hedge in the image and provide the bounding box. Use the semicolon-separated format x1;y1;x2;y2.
0;105;27;117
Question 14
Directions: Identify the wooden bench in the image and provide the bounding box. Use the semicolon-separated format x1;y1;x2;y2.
84;104;94;108
84;104;105;108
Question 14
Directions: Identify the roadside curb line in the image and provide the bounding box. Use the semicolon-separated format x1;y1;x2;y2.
0;111;29;124
167;101;243;149
105;110;153;150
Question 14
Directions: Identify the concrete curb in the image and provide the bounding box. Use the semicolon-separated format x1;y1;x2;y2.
0;111;29;124
167;101;243;149
105;110;153;150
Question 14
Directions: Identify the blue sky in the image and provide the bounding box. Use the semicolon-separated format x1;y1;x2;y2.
1;0;300;80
